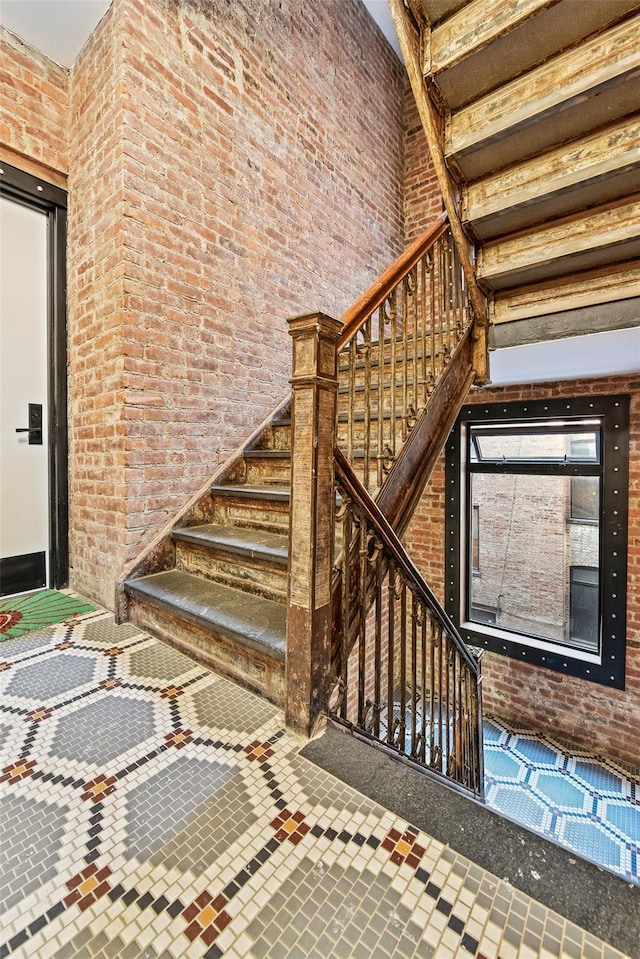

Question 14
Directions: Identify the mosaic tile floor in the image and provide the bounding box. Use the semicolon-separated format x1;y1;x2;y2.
484;719;640;888
0;611;635;959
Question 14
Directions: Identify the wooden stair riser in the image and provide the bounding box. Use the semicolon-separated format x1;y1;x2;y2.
210;492;290;535
241;454;291;486
250;420;291;451
127;596;285;705
174;539;287;603
337;340;456;388
337;372;445;407
336;416;410;451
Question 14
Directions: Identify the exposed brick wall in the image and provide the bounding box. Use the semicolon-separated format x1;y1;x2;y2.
404;374;640;768
403;77;442;243
67;3;127;606
66;0;406;604
0;25;69;175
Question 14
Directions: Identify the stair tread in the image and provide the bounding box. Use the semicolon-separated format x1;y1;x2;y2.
244;449;291;459
338;378;431;395
337;410;406;423
211;484;290;501
125;570;286;661
174;523;288;564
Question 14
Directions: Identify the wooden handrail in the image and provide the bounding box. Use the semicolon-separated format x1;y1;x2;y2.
334;446;480;675
338;211;448;349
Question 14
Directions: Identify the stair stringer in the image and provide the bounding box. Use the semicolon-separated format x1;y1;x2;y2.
115;392;292;624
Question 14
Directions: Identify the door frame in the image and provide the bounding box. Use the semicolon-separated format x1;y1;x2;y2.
1;161;69;589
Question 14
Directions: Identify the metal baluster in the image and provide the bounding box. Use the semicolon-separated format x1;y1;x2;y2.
429;249;436;396
348;339;356;463
398;573;407;754
377;304;385;488
357;518;368;727
411;265;419;419
428;616;436;767
338;491;351;722
389;293;397;465
442;233;449;370
373;541;383;739
362;320;371;492
410;591;418;758
474;667;484;796
453;236;463;339
445;232;452;361
420;255;428;410
386;565;395;746
401;278;409;442
464;669;472;789
420;602;427;764
436;622;443;772
450;645;458;779
468;670;477;791
456;653;463;783
445;635;452;778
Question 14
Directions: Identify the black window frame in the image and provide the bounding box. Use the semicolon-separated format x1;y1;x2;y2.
445;394;629;689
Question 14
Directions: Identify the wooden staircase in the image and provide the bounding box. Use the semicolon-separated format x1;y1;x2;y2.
120;326;459;704
119;216;485;792
123;409;292;704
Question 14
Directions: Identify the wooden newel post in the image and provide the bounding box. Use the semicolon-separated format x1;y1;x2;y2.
286;311;342;736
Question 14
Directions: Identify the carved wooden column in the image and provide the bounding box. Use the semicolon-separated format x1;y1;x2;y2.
286;311;342;736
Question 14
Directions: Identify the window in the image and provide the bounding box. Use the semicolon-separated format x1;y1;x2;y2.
471;505;480;573
570;566;599;651
445;395;629;688
570;476;599;521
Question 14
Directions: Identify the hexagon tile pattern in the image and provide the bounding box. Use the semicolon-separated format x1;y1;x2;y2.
0;611;637;959
484;716;640;882
51;696;157;765
5;654;95;700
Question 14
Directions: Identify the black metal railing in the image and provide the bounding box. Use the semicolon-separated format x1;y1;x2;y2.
330;449;484;798
336;217;472;495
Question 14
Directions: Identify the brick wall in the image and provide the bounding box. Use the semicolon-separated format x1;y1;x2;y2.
404;373;640;768
67;3;127;605
0;25;69;176
403;78;441;243
66;0;406;605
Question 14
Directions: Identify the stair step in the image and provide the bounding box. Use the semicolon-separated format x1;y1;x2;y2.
211;484;290;502
249;416;291;452
338;377;432;395
338;345;448;373
241;449;291;484
243;450;290;459
210;483;290;535
337;409;404;423
173;523;288;565
125;569;286;661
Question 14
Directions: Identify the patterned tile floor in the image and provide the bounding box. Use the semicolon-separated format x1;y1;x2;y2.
0;610;635;959
484;719;640;888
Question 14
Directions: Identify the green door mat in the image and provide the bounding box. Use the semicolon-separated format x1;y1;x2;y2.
0;590;96;640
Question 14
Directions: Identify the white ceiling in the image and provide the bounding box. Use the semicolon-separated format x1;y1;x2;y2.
0;0;401;69
0;0;112;68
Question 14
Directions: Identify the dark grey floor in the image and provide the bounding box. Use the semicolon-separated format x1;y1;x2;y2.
301;724;640;959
